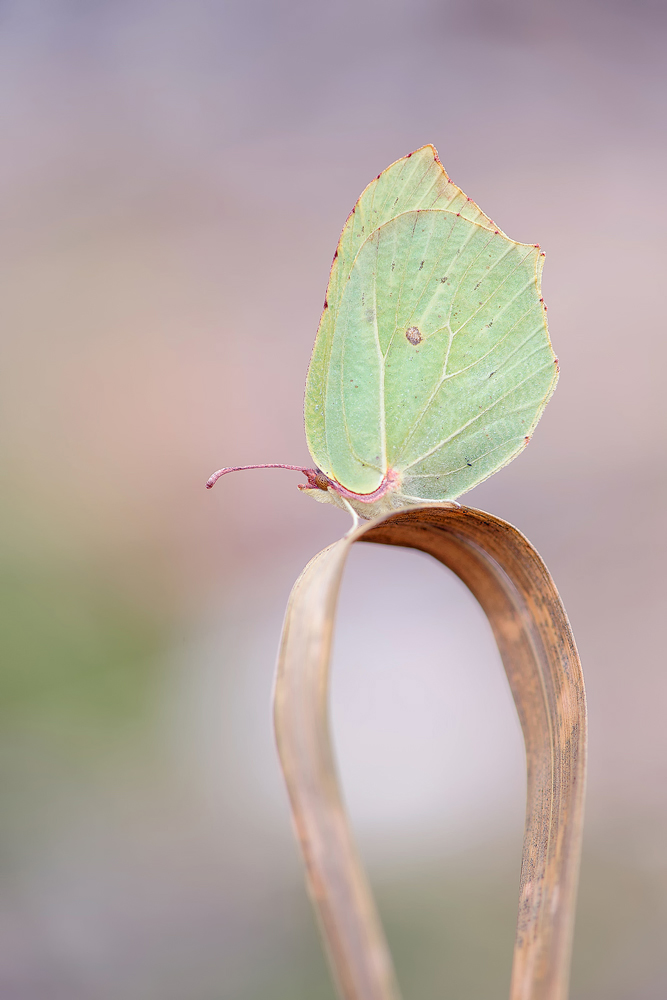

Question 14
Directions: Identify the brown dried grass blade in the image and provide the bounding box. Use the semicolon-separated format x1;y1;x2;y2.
273;505;587;1000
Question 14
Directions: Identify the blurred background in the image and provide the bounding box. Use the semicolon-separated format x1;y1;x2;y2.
1;1;666;997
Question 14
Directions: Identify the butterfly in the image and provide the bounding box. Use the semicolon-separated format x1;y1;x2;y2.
207;145;558;519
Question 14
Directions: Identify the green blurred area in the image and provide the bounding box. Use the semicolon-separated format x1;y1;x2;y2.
0;558;163;738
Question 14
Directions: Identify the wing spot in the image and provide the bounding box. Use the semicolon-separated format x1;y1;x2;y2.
419;260;424;270
405;326;422;345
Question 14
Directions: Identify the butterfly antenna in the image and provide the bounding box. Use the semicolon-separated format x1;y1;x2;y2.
206;464;320;489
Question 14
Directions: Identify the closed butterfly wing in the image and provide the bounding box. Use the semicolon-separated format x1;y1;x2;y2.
304;149;558;512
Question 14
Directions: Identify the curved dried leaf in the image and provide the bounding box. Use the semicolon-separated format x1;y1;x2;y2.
274;505;587;1000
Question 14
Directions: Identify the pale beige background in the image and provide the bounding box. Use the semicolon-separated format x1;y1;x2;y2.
1;2;666;998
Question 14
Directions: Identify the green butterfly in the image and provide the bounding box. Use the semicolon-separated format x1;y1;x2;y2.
207;145;558;519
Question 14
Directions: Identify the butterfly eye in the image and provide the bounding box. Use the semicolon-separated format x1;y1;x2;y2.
405;326;422;346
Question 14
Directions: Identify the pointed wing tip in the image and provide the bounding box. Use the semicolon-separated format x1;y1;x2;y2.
381;143;445;177
405;142;443;167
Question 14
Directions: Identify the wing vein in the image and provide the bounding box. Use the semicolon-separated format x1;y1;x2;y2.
373;235;387;469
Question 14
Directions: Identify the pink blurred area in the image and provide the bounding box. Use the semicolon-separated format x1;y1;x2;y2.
1;2;666;998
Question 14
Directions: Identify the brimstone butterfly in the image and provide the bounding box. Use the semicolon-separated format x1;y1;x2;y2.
207;145;558;519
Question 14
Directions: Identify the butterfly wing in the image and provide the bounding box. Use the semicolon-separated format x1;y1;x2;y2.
305;148;557;502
